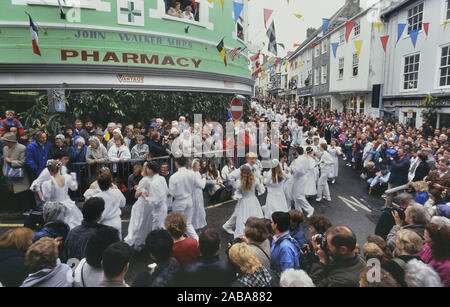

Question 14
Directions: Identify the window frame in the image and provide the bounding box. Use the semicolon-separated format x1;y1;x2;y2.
339;29;345;45
447;0;450;20
352;53;359;77
321;65;327;84
354;20;360;37
338;57;344;80
402;53;420;91
407;2;424;34
314;67;320;85
321;38;328;55
438;44;450;88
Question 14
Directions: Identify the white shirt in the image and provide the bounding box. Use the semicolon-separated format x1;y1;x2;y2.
169;167;197;202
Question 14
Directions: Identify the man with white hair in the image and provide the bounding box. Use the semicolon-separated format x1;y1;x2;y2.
156;118;165;136
280;269;315;287
404;259;442;287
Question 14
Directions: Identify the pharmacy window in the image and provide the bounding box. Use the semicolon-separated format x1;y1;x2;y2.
166;0;200;22
407;2;423;33
352;53;359;76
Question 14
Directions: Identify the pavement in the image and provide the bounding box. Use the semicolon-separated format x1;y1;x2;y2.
0;159;385;284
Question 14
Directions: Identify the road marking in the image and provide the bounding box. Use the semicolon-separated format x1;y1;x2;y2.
338;196;372;212
205;199;234;210
338;196;357;212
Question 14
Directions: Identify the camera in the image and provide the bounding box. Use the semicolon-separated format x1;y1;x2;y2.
387;206;406;220
300;245;309;253
315;233;328;251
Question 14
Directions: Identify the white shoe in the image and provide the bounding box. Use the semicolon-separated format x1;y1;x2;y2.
316;198;322;202
222;224;234;235
325;198;332;202
331;179;335;184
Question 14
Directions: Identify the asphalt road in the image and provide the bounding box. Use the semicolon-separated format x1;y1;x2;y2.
0;159;384;285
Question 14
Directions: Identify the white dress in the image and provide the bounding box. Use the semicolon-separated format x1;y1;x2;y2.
328;146;342;178
304;156;318;196
124;174;169;249
86;188;126;239
192;171;207;230
41;174;83;229
233;180;265;238
264;173;288;219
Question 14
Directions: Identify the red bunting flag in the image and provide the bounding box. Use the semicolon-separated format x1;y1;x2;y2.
380;35;389;52
346;21;356;43
264;9;273;29
423;22;429;36
311;42;319;49
250;51;260;62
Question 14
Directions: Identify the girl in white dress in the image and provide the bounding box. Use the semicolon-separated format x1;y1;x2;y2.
304;147;318;197
263;160;288;220
41;160;83;229
232;165;265;238
280;153;293;209
328;139;342;184
191;159;207;230
125;162;169;250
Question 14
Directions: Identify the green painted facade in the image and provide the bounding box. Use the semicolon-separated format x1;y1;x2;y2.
0;0;250;78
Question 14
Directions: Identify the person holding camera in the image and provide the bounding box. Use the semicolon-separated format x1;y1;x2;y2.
375;193;414;240
384;148;410;208
308;225;366;287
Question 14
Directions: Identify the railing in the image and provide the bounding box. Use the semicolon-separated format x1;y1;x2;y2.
70;149;240;200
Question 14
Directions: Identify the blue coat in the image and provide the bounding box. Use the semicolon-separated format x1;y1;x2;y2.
33;222;70;243
70;145;87;163
26;141;53;180
388;157;410;185
290;227;308;248
270;233;301;274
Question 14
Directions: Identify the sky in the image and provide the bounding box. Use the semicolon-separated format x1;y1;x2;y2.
247;0;373;57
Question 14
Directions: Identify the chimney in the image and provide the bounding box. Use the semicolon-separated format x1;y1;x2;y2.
344;0;361;19
306;27;316;38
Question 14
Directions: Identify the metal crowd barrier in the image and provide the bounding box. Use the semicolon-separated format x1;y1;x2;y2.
70;149;240;199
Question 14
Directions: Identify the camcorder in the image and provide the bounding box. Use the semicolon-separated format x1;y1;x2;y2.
386;206;406;220
315;233;328;251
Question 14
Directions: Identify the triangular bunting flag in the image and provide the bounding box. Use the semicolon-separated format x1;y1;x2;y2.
331;42;339;58
220;0;224;11
266;21;277;56
264;9;273;29
373;22;382;32
409;29;419;48
423;22;429;36
380;35;389;52
346;21;356;43
233;2;244;23
397;23;406;43
311;42;319;49
444;20;449;30
354;40;363;58
294;14;303;20
277;43;285;49
322;18;331;35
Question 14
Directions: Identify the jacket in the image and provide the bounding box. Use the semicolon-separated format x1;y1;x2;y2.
417;244;450;287
148;139;168;157
85;144;108;164
2;143;30;194
290;227;308;248
32;222;70;243
412;162;430;182
48;145;71;160
132;258;180;287
382;255;422;287
70;145;87;163
176;255;236;287
309;255;366;287
0;247;28;287
26;141;53;180
386;224;426;251
388;156;410;185
21;259;73;287
426;170;450;191
0;117;24;137
270;232;301;274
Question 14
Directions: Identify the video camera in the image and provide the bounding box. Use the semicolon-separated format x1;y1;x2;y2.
386;206;406;220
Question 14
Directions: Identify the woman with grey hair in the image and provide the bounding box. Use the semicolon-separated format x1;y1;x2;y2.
130;135;149;160
280;269;315;287
48;134;71;160
404;259;442;287
86;136;108;164
32;202;70;244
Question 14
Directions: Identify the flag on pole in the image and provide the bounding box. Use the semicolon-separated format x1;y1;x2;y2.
29;16;41;56
266;21;277;56
216;39;227;66
229;47;242;60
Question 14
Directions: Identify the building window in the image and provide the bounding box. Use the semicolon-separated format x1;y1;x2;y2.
338;58;344;79
237;17;245;41
407;2;423;33
339;29;345;44
447;0;450;20
314;67;320;85
166;0;200;22
321;65;327;84
440;45;450;87
352;53;359;76
404;53;420;90
359;98;365;114
354;20;360;37
315;45;321;57
322;39;328;54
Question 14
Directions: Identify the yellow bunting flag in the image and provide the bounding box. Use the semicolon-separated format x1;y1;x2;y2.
285;61;289;72
444;20;449;30
373;22;382;32
294;14;303;20
354;40;363;58
220;0;224;10
298;61;304;67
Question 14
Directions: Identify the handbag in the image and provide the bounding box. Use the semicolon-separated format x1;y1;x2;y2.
3;163;25;179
